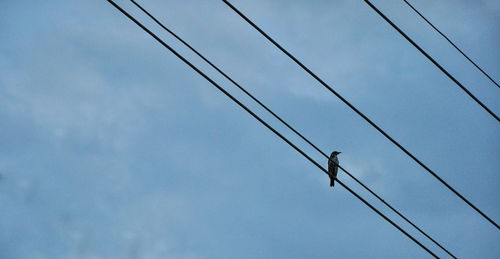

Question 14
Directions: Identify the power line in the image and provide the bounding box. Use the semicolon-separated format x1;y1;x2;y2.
105;1;438;257
363;0;499;122
129;0;457;257
402;0;500;89
222;0;500;230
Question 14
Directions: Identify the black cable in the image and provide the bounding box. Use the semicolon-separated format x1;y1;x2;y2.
403;0;500;89
130;1;457;257
106;1;439;257
364;0;499;122
222;0;500;230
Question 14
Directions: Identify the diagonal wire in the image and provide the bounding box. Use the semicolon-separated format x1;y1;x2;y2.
363;0;499;122
222;0;500;230
106;0;439;257
130;0;457;257
402;0;500;89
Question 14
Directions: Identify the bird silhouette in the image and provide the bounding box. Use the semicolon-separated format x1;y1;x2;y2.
328;151;341;187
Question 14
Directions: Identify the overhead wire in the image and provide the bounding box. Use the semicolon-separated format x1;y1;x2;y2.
129;0;457;257
363;0;499;122
222;0;500;230
402;0;500;89
106;0;439;257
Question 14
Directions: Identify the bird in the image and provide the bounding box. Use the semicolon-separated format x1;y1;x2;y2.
328;151;341;187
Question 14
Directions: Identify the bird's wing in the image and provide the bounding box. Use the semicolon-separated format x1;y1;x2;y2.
328;156;334;175
333;157;339;177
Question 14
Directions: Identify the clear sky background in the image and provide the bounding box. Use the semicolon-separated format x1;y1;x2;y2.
1;0;499;258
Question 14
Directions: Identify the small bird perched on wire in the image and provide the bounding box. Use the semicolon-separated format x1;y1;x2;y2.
328;151;341;187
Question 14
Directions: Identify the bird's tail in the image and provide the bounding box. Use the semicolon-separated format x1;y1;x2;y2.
330;179;335;187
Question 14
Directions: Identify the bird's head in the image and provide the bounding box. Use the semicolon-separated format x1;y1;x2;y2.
332;151;341;156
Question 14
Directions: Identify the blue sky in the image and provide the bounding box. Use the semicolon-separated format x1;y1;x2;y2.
1;0;499;258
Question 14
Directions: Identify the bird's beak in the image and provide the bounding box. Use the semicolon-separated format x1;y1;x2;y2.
338;152;342;154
